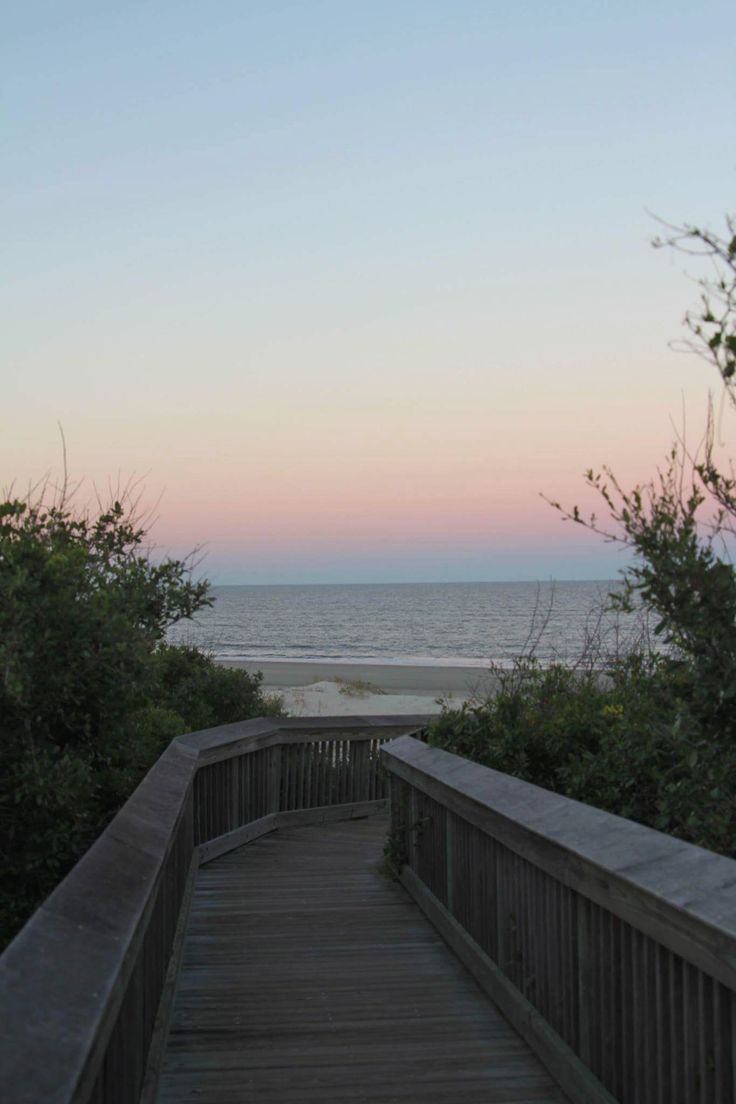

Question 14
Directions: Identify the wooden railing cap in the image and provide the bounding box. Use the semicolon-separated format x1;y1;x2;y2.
275;714;434;730
382;735;736;983
174;715;281;753
0;740;198;1104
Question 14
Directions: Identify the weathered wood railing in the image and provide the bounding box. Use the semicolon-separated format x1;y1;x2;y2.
0;715;430;1104
382;735;736;1104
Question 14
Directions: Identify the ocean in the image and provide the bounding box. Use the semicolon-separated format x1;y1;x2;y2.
166;580;651;668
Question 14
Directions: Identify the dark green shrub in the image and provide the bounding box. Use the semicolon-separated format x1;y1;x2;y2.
92;652;283;821
429;657;736;857
0;742;99;941
0;495;210;748
0;490;282;946
151;644;283;733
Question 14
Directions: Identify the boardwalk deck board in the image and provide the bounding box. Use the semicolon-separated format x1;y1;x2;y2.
157;816;567;1103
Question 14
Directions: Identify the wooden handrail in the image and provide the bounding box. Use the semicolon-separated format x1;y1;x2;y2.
0;715;431;1104
381;735;736;1104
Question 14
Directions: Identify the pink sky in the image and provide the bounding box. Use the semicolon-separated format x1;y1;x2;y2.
3;4;732;582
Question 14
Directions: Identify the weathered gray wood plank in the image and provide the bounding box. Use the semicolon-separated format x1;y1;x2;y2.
158;816;566;1103
382;735;736;990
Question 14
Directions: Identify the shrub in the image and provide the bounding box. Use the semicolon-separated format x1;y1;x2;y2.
0;494;210;748
0;487;281;946
0;742;98;941
428;657;736;856
92;650;283;820
151;644;283;732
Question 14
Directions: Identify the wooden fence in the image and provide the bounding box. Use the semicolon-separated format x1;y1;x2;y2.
0;715;430;1104
381;734;736;1104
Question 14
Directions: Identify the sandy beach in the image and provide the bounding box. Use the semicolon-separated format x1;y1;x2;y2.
218;658;498;716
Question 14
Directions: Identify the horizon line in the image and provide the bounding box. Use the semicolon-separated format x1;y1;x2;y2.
206;577;622;588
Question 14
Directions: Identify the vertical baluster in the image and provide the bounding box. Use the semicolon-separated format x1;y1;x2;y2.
714;980;732;1103
612;914;624;1103
289;744;297;810
518;854;531;1004
669;949;684;1104
338;740;346;804
317;740;326;807
368;738;375;801
356;739;368;803
535;867;547;1022
576;894;592;1072
269;744;281;814
305;740;314;808
551;879;563;1039
630;928;643;1104
655;943;671;1104
495;842;507;976
296;742;305;809
681;962;699;1104
229;755;238;833
445;809;454;915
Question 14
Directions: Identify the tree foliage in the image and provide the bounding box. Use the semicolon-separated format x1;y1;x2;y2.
0;484;280;945
0;493;211;748
430;657;736;856
653;214;736;391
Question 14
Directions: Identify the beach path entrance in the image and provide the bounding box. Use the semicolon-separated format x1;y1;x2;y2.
156;814;566;1103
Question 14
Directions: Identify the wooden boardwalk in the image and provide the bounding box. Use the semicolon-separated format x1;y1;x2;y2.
158;815;566;1103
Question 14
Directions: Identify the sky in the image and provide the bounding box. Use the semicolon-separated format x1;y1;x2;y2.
2;1;735;583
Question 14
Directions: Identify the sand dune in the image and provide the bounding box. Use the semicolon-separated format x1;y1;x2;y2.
218;658;499;716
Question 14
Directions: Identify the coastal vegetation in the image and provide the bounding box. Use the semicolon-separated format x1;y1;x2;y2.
335;675;387;697
431;213;736;857
0;484;281;946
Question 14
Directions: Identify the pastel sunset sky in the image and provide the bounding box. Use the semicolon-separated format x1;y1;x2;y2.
3;2;734;583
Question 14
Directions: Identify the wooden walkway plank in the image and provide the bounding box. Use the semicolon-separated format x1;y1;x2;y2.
157;816;567;1103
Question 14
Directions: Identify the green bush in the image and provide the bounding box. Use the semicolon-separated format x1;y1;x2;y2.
0;495;210;748
151;644;283;733
95;648;284;812
0;490;282;946
0;742;98;941
429;657;736;856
